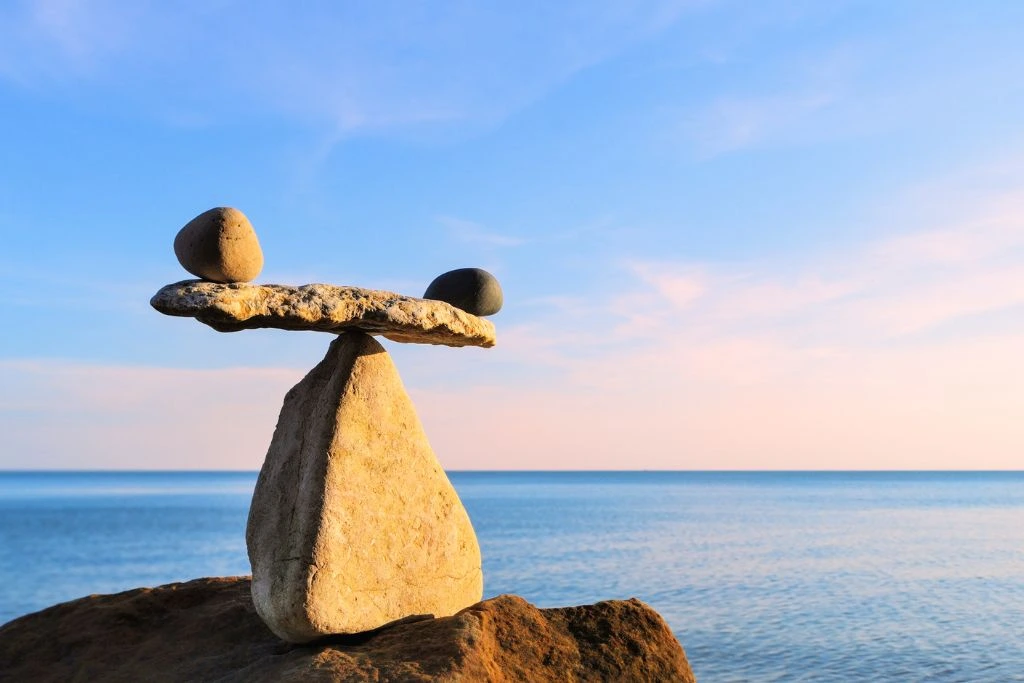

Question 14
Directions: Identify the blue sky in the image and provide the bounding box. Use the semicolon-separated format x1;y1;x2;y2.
2;1;1024;469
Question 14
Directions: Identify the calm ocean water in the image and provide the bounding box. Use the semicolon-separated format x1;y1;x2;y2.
1;471;1022;682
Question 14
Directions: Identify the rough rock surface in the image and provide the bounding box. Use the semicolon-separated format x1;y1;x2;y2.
0;577;696;682
151;280;496;348
423;267;504;316
247;332;483;643
173;207;264;283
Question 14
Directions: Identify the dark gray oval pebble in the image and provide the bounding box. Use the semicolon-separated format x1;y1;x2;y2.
423;268;503;316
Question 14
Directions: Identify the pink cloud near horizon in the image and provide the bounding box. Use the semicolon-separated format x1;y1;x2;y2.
2;188;1024;470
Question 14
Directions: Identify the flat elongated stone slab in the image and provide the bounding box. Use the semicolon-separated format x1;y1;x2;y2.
246;332;483;642
151;280;495;348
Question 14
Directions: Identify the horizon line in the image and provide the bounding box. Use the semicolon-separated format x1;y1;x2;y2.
2;469;1022;474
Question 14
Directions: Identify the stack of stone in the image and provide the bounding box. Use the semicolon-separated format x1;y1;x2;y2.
1;206;699;680
154;207;503;643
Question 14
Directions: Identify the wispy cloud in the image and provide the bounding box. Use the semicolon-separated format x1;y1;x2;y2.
0;0;137;81
411;180;1024;469
437;216;525;248
670;37;863;156
671;5;1024;159
687;89;839;156
4;176;1023;470
0;1;694;134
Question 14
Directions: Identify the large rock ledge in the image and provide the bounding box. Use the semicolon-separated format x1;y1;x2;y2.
150;280;497;348
0;577;695;682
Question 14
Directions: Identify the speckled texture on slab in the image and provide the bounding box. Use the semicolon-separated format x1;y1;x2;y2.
151;280;496;347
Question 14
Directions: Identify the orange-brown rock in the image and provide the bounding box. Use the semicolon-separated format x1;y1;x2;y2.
0;577;696;682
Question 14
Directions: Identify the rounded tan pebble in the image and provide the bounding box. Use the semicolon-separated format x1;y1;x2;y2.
173;207;264;283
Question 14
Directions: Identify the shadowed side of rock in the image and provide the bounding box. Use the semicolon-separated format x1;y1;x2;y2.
0;577;696;683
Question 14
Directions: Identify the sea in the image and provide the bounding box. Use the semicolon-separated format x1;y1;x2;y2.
0;471;1022;682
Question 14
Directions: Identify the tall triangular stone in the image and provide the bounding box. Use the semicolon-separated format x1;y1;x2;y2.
246;332;483;643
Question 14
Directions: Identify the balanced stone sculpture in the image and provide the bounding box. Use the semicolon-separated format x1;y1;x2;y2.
153;283;490;642
152;208;497;643
2;209;697;680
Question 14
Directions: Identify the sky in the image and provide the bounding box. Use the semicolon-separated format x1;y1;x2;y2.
2;0;1023;470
